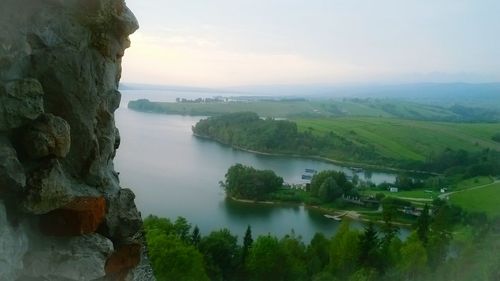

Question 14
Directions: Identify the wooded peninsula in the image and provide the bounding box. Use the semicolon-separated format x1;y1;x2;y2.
192;112;500;176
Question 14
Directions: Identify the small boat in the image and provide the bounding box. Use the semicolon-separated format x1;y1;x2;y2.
305;168;317;174
301;174;312;180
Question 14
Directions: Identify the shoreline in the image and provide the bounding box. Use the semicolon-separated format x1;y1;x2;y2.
193;133;438;176
228;196;412;227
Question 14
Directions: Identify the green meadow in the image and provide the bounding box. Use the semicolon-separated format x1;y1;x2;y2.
450;182;500;218
294;117;500;162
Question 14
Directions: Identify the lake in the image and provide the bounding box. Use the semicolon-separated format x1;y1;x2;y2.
114;89;399;242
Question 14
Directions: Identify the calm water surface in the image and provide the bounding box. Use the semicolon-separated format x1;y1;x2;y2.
115;90;399;242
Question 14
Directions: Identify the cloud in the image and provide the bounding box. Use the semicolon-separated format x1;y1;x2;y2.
122;32;390;86
122;0;500;86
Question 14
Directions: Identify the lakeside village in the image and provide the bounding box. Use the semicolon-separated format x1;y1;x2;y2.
284;167;447;221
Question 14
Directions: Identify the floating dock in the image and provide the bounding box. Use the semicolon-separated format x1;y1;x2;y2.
324;213;345;221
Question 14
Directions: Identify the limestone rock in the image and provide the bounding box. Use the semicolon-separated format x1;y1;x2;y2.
0;137;26;194
21;234;114;281
22;160;74;214
104;188;143;242
127;236;157;281
0;0;153;279
108;90;122;113
0;202;29;281
22;113;71;159
0;79;44;131
40;196;106;236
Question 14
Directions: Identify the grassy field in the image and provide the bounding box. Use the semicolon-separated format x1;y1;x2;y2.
361;212;418;225
453;176;493;191
294;117;500;162
450;182;500;218
362;189;437;200
360;176;494;207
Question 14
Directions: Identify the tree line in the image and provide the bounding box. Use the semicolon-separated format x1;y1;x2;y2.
144;197;500;281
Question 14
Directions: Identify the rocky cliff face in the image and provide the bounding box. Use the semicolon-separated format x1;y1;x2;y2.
0;0;154;280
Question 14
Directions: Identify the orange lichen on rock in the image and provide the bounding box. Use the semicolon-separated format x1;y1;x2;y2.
39;196;106;236
105;243;141;280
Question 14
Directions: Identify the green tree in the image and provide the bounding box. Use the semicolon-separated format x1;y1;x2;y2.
310;171;331;196
383;237;403;277
349;268;378;281
222;164;283;200
246;235;286;281
328;221;360;278
242;225;253;263
380;204;399;272
144;215;175;236
427;208;453;270
416;204;430;245
199;229;240;281
147;233;209;281
279;232;308;281
395;175;416;190
398;237;428;281
318;176;338;202
174;216;191;243
310;170;352;200
381;199;399;241
358;222;380;270
191;225;201;248
306;233;330;276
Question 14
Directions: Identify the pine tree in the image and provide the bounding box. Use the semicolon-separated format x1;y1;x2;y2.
381;202;399;244
380;204;399;272
358;222;380;269
416;204;430;245
242;225;253;263
191;225;201;248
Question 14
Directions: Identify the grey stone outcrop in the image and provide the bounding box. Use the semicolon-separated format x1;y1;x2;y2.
0;0;154;280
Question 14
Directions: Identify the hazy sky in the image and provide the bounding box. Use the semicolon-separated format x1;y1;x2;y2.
122;0;500;87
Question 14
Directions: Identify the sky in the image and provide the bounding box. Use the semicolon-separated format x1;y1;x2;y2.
121;0;500;87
